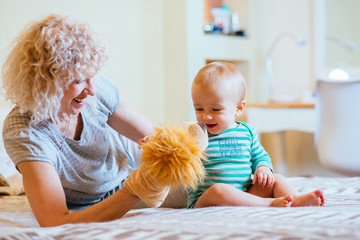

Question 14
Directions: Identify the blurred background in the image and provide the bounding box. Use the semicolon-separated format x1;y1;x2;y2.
1;0;359;177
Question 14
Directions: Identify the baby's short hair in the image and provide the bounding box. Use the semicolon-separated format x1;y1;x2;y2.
193;61;246;101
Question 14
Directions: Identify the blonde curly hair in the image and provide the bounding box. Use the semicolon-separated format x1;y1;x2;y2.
2;14;108;125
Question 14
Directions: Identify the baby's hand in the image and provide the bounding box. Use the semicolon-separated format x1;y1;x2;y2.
253;166;274;188
138;136;149;149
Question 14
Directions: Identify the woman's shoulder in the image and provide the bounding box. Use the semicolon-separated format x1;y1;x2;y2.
3;106;52;141
3;107;58;167
3;107;32;135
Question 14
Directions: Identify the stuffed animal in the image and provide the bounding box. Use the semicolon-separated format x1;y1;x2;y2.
123;122;208;207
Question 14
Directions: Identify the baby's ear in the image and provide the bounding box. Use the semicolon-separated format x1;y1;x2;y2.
237;100;246;111
235;100;246;116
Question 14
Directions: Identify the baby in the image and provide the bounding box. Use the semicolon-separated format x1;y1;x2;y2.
187;61;325;209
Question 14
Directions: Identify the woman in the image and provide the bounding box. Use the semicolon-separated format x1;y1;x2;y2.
2;14;154;227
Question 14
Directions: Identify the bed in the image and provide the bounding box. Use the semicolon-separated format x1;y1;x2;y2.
1;176;360;239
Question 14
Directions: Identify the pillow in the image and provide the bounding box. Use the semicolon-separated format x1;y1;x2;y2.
0;158;17;179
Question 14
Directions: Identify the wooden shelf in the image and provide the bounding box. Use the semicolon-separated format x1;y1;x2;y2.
247;102;315;108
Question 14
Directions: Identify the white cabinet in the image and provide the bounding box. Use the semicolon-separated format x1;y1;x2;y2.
246;103;315;134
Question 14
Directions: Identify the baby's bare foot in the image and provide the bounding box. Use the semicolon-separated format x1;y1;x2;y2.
292;189;325;207
271;195;293;207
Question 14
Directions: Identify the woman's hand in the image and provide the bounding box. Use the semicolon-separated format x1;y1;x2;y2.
253;166;274;188
138;136;149;149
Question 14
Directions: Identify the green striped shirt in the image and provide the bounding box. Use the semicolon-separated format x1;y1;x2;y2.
187;121;272;208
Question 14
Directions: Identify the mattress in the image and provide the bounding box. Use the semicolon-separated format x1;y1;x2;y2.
1;176;360;239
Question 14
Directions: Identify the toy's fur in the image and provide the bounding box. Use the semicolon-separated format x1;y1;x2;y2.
140;123;208;190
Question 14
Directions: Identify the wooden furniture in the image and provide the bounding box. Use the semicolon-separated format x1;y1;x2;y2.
246;102;315;135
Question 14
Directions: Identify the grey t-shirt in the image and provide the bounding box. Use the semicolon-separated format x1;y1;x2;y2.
2;74;140;209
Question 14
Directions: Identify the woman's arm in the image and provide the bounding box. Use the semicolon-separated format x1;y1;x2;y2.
18;161;139;227
107;91;154;142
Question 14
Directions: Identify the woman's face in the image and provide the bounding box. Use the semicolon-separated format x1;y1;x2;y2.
60;76;96;117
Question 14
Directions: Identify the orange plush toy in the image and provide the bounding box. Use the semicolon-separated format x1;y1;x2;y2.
123;122;208;207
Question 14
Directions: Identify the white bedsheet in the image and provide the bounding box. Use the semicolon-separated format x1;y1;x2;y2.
1;177;360;239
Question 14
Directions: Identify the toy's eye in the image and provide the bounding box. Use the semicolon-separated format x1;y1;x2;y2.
188;124;202;138
197;122;207;133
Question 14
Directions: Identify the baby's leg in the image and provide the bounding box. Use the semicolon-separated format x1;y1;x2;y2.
248;174;325;207
292;189;325;207
193;183;292;208
271;195;293;207
271;174;325;206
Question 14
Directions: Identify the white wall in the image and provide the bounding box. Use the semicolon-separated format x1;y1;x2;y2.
1;1;347;124
253;0;313;102
0;0;166;124
326;0;360;69
162;0;189;124
0;0;348;177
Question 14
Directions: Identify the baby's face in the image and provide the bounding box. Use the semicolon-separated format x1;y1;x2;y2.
191;83;239;135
